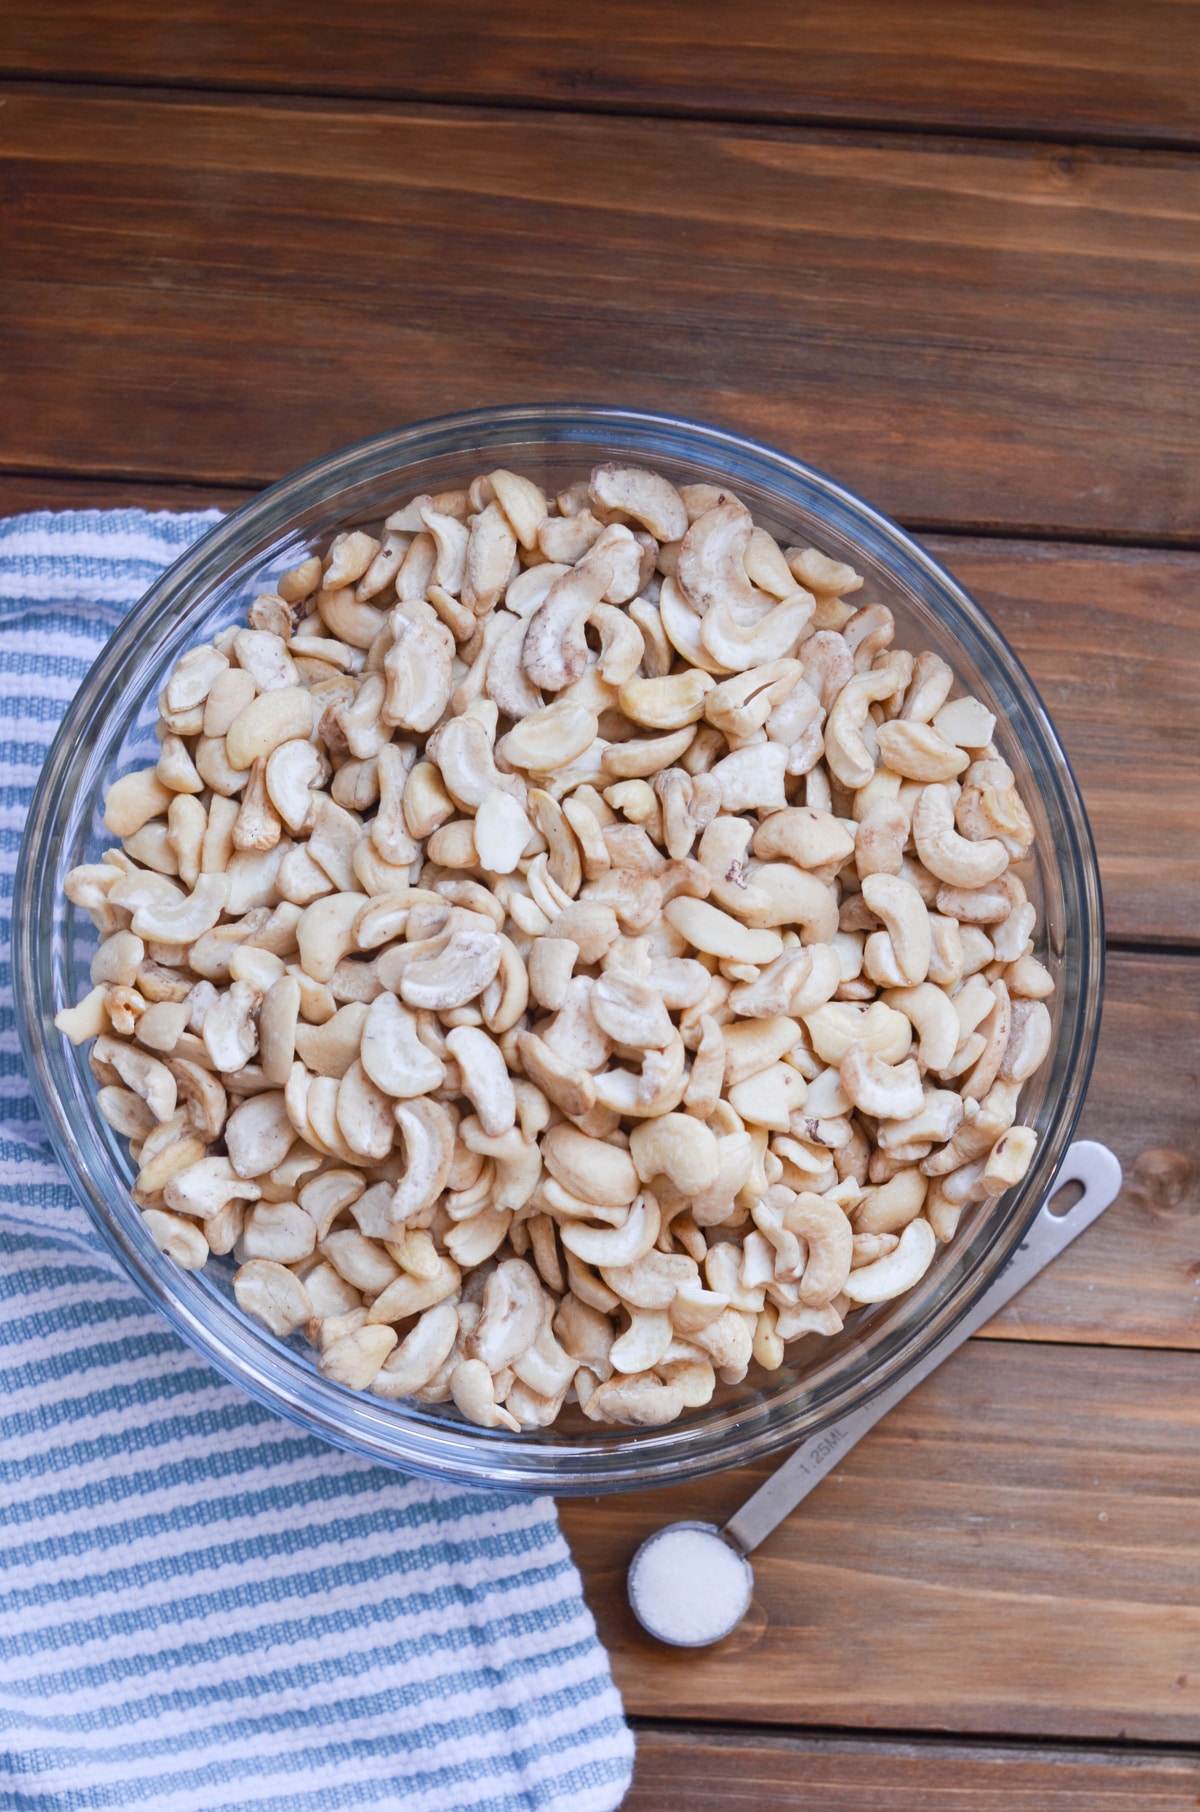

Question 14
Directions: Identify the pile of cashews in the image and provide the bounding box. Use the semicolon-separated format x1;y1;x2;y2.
57;462;1052;1431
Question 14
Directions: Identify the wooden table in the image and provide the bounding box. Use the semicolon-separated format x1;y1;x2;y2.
4;6;1199;1802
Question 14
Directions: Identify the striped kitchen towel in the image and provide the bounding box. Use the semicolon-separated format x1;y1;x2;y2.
0;510;634;1812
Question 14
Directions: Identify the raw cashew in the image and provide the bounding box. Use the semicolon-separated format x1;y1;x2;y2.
752;806;855;871
984;1124;1037;1191
104;769;174;838
266;739;324;834
450;1360;521;1433
94;1035;177;1122
609;1309;674;1374
875;720;969;782
383;614;455;732
665;896;783;965
1000;999;1052;1083
582;1372;685;1426
226;687;313;771
590;970;674;1049
806;1000;912;1066
884;983;960;1072
729;1060;809;1130
372;1301;461;1398
56;986;111;1045
542;1122;639;1206
366;1255;461;1325
164;1156;261;1220
630;1115;719;1192
787;1193;854;1305
297;891;367;984
825;668;902;790
842;1216;937;1303
699;591;814;671
854;1167;928;1235
721;1015;804;1085
225;1090;294;1178
840;1048;924;1120
131;873;229;944
391;1098;456;1225
860;874;931;987
590;464;688;543
560;1194;661;1268
730;945;840;1020
399;928;503;1010
657;575;728;674
620;670;714;731
445;1025;516;1136
677;500;767;621
321;1324;399;1391
360;993;445;1098
913;784;1009;888
522;556;613;692
234;1258;311;1334
468;1258;544;1371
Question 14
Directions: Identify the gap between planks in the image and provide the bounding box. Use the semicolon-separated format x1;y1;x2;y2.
1;0;1198;149
1;67;1198;158
623;1722;1200;1810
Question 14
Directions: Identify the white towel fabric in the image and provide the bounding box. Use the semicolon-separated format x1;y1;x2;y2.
0;510;634;1812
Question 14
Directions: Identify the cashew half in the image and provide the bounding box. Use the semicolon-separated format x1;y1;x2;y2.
840;1048;925;1120
560;1193;662;1269
590;464;688;543
842;1216;937;1303
913;784;1009;888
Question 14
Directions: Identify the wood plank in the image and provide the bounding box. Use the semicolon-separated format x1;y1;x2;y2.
560;1339;1200;1740
931;541;1200;948
978;951;1200;1351
627;1726;1200;1809
3;91;1199;542
0;475;250;516
2;3;1199;147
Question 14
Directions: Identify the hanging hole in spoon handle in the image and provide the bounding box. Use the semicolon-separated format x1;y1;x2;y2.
1005;1139;1123;1271
627;1140;1122;1650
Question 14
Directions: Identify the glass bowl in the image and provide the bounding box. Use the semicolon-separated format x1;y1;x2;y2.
14;405;1103;1494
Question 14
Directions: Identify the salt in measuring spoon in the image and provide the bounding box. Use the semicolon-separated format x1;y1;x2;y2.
627;1140;1122;1649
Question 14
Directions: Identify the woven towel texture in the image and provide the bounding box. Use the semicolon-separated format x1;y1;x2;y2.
0;511;633;1812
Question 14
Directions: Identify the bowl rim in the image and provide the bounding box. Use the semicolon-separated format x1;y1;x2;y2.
14;403;1104;1493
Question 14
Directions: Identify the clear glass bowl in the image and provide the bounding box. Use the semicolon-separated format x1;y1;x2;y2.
14;406;1103;1494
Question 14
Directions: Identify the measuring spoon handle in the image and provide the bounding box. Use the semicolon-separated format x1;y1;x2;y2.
722;1140;1121;1557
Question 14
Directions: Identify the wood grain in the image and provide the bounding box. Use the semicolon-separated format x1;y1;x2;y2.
976;951;1200;1350
932;541;1200;948
0;475;251;515
3;91;1199;541
561;1339;1200;1740
627;1726;1200;1809
2;3;1198;146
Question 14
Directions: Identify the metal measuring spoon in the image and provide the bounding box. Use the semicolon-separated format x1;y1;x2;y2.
628;1140;1122;1648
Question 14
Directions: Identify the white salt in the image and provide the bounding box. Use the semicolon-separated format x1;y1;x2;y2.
628;1524;752;1646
